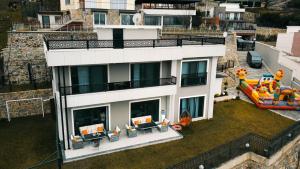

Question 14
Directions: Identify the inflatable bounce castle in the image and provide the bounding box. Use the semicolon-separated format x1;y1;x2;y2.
236;68;300;110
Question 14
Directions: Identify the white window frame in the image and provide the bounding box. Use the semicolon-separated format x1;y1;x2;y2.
120;13;134;25
178;94;207;122
93;12;107;26
128;97;162;125
71;104;111;135
179;59;209;87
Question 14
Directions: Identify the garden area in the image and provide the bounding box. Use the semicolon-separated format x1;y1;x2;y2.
0;100;295;169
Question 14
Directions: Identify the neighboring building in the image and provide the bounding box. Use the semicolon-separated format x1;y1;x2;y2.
40;0;199;30
59;0;135;11
276;26;300;57
213;3;256;39
136;0;198;29
214;3;245;31
43;27;225;160
225;0;261;7
255;26;300;89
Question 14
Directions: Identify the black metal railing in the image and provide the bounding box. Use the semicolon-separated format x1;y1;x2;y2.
168;122;300;169
181;73;207;87
44;37;225;50
61;76;176;95
237;41;255;51
217;60;235;72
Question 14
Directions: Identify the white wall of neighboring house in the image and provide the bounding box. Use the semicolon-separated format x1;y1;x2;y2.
60;0;135;11
255;42;297;87
287;26;300;33
94;27;159;40
142;9;196;16
276;33;294;55
219;3;245;12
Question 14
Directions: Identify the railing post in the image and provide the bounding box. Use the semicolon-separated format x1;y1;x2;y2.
177;38;182;47
201;38;204;45
153;40;155;48
87;40;89;49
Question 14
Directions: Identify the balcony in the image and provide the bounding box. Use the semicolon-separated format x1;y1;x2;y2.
60;77;177;107
181;73;207;87
142;3;196;10
61;77;176;95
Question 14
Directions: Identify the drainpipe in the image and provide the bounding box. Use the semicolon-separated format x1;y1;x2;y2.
57;67;66;150
62;67;70;149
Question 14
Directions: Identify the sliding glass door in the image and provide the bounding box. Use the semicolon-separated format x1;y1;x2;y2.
181;60;207;86
71;65;107;94
131;62;160;88
131;99;159;122
180;96;205;119
73;106;109;135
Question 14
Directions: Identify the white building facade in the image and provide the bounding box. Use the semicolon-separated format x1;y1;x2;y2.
44;27;225;160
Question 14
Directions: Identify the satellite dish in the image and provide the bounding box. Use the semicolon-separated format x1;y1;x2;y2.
132;13;142;25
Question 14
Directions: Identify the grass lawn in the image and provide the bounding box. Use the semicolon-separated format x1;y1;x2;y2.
0;100;295;169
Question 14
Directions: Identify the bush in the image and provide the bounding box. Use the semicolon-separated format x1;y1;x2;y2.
256;12;300;28
288;0;300;9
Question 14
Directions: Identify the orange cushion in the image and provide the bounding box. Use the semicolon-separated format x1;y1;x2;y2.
81;129;88;135
146;117;151;123
97;127;103;133
134;120;140;125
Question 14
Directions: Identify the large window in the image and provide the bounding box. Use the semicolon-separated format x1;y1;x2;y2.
65;0;70;5
131;99;159;121
71;65;107;94
94;12;106;25
181;60;207;87
131;62;160;88
73;106;109;135
121;14;134;25
144;16;161;25
180;96;205;119
163;16;189;26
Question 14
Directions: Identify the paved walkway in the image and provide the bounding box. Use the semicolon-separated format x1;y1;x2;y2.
227;51;300;121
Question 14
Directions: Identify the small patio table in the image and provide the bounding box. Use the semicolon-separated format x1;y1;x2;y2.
137;121;157;133
82;132;106;147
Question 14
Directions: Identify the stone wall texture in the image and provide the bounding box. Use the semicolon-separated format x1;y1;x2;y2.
0;32;97;85
107;10;121;25
244;12;256;23
0;89;53;119
1;32;50;85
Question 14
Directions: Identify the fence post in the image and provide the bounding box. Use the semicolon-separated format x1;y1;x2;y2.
87;40;89;49
153;40;155;48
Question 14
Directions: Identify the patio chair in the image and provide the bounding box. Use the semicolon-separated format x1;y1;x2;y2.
157;119;170;132
107;126;121;142
125;124;137;138
71;135;84;149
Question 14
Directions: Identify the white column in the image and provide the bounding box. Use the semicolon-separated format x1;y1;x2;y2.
171;60;177;77
161;16;164;28
207;57;218;119
168;95;175;122
189;16;192;30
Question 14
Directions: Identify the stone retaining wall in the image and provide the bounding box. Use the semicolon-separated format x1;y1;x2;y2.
219;135;300;169
0;88;53;119
0;32;97;85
